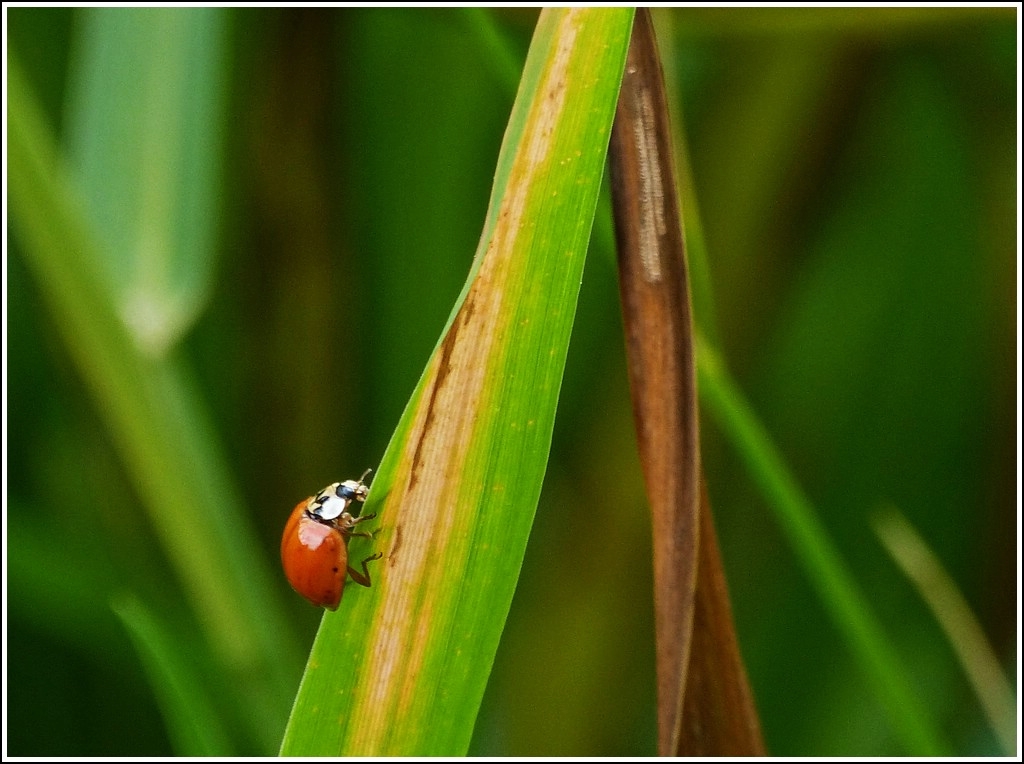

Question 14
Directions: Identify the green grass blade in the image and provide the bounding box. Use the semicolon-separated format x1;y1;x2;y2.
111;595;235;756
460;7;524;93
7;507;124;657
280;8;635;756
695;336;949;756
64;7;227;353
873;510;1017;755
8;51;299;753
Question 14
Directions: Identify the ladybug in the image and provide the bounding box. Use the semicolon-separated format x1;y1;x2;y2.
281;470;382;610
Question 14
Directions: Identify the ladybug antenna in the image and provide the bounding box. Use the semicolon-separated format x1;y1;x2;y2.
359;467;373;484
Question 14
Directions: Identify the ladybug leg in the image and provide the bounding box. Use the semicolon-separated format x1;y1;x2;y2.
347;526;382;542
342;512;379;541
339;507;376;540
348;552;383;587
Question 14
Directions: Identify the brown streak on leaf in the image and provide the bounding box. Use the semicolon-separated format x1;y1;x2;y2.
409;295;473;493
389;523;403;566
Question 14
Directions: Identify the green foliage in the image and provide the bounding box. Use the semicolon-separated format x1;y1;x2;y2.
6;6;1016;757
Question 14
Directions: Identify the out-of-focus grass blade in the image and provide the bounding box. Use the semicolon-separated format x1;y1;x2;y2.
65;7;226;354
696;335;949;755
112;595;235;756
460;7;524;93
279;9;634;756
7;508;124;658
672;6;1012;35
873;509;1016;755
8;52;299;753
608;10;762;755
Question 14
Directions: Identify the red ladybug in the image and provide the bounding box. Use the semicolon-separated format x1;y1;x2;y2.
281;470;381;610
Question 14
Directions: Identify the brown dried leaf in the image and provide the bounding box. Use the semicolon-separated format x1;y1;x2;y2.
609;9;764;756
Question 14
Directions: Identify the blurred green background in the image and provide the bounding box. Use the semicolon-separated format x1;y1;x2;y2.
6;7;1017;756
